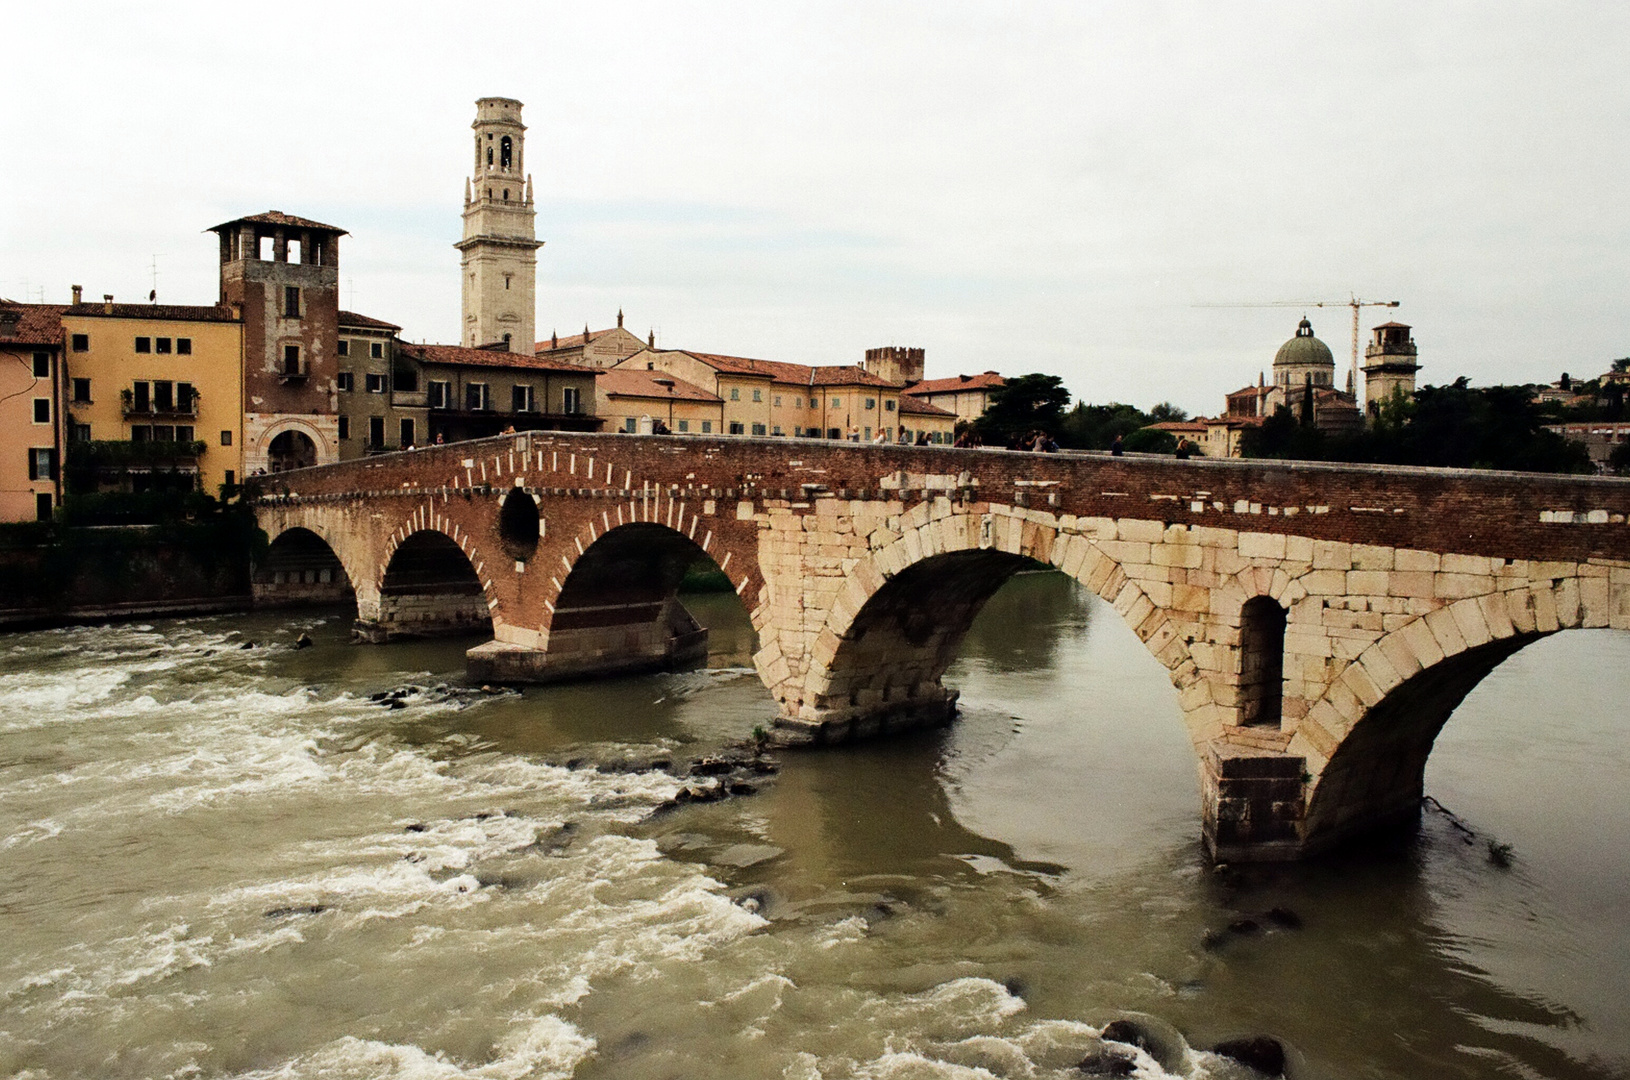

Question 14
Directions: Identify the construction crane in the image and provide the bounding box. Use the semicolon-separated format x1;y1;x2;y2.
1196;294;1401;391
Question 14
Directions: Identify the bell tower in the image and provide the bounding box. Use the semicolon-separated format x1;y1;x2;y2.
455;97;541;353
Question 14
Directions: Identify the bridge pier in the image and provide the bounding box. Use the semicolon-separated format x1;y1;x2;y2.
467;598;709;683
769;686;960;746
1200;743;1309;862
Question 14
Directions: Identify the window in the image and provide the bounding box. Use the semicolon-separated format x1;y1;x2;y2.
752;389;762;403
132;381;150;412
27;448;58;480
176;338;191;355
701;420;712;433
33;399;49;424
729;388;740;401
224;470;235;487
751;423;766;436
466;383;489;411
369;416;385;447
624;417;637;433
155;337;172;354
772;425;782;435
35;492;52;521
885;400;896;412
153;381;174;412
284;286;301;317
865;397;876;410
500;135;512;169
366;373;386;394
177;382;195;412
512;384;534;412
338;415;350;440
175;425;194;443
831;397;842;407
773;395;782;407
728;422;745;435
135;336;151;353
72;378;91;403
283;345;301;375
828;427;840;439
562;387;581;414
71;422;91;442
677;420;690;433
337;340;350;357
32;352;50;378
337;372;354;392
370;342;383;359
400;418;415;447
71;334;88;352
221;430;232;446
428;381;451;408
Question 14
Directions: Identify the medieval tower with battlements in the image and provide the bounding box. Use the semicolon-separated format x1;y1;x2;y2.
455;98;541;353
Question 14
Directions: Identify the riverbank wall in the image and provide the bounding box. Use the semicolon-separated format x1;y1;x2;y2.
0;523;254;630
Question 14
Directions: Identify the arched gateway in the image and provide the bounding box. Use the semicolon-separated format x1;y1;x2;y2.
253;433;1630;861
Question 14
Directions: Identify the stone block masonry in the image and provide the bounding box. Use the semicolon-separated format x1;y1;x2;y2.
253;433;1630;861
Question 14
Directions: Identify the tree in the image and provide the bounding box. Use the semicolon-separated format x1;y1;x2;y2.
1610;440;1630;475
975;374;1072;446
1147;401;1189;423
1058;402;1149;449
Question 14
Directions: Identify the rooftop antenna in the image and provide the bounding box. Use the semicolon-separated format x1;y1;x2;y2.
149;254;166;302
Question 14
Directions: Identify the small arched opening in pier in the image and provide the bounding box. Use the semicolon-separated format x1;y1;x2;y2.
253;527;355;611
376;530;491;640
549;522;754;676
1238;595;1287;727
498;488;541;561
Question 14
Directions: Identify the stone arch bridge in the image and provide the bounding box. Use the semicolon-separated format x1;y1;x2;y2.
252;433;1630;861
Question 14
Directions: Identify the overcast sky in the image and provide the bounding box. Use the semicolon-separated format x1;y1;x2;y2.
4;2;1626;416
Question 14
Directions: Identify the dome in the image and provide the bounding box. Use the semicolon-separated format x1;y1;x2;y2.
1274;318;1334;370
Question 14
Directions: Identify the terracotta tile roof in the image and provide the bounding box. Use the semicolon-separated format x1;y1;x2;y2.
64;302;238;323
0;302;68;345
1373;321;1411;330
598;368;721;403
401;341;596;374
209;210;347;234
1228;385;1272;398
684;352;897;388
899;396;955;417
904;371;1005;396
339;310;401;331
1148;420;1209;433
535;327;617;353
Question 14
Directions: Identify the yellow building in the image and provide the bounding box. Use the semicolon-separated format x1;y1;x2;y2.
615;349;904;440
60;297;244;493
0;302;67;522
596;367;724;434
898;396;957;444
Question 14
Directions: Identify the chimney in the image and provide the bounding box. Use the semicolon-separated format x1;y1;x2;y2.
103;294;114;314
71;285;83;305
617;308;624;328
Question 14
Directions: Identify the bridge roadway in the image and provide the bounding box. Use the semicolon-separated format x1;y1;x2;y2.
252;432;1630;861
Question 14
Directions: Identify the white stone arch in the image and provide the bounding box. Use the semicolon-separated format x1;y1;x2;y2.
251;416;333;474
1295;563;1623;852
787;504;1208;742
260;514;368;596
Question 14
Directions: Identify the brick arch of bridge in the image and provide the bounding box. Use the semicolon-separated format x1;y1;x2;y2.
257;510;380;614
375;514;503;629
784;505;1209;744
1295;565;1623;854
539;514;761;644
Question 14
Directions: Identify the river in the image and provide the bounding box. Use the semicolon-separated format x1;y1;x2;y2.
1;572;1626;1079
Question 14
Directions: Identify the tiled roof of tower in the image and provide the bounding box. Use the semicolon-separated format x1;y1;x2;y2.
0;302;68;345
599;368;721;402
535;328;618;353
339;311;402;331
210;210;348;234
64;302;238;322
904;371;1005;396
899;396;955;417
401;342;596;373
684;352;897;388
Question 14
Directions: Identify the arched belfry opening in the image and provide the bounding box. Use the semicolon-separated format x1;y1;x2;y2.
252;527;354;610
500;135;512;169
1238;596;1287;727
365;531;491;641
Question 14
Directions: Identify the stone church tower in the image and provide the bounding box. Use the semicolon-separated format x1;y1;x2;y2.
455;98;541;353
